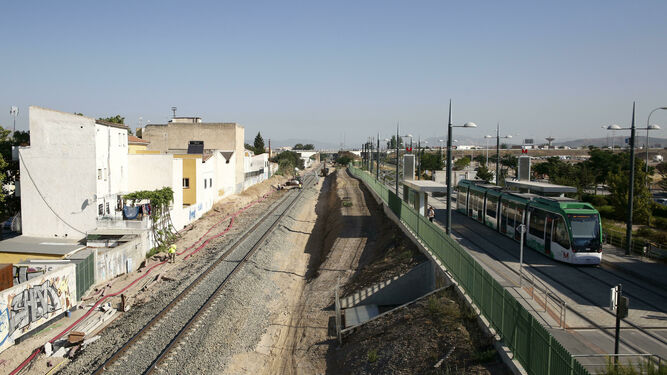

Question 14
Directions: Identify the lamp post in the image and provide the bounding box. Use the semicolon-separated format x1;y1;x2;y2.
495;123;513;186
446;100;477;235
484;135;493;165
605;102;661;255
10;106;18;133
395;123;400;196
401;134;413;181
645;107;667;176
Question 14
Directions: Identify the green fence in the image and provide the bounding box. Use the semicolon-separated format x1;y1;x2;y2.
73;252;95;301
349;166;588;375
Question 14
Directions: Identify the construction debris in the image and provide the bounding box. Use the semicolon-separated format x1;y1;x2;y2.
68;331;85;345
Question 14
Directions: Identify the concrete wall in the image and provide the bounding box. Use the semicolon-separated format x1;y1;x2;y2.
340;262;435;309
95;235;147;283
20;107;98;239
0;263;76;353
213;152;236;199
243;153;269;189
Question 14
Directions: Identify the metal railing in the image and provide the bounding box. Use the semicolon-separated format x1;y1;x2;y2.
603;228;667;260
349;166;590;375
519;271;568;329
571;353;665;374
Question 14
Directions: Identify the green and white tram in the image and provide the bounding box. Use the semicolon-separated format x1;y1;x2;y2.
456;180;602;265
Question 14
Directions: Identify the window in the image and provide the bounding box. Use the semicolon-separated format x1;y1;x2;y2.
553;216;570;249
529;209;546;239
183;178;190;189
204;179;207;188
106;202;110;214
209;178;212;187
486;196;497;219
98;169;102;180
457;186;467;210
103;168;107;181
506;202;515;229
98;204;104;215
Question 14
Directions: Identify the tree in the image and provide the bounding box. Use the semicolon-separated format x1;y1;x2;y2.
475;164;494;183
607;159;652;225
136;128;143;138
271;151;304;176
302;144;315;150
420;152;443;171
453;156;470;171
387;135;403;149
253;132;265;154
657;162;667;190
294;143;304;150
473;154;487;166
336;151;357;166
97;115;125;124
0;127;30;218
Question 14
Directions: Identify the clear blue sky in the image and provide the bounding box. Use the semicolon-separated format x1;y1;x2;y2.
1;0;666;146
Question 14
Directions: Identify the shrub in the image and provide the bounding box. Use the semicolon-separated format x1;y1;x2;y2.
367;349;378;363
597;205;616;219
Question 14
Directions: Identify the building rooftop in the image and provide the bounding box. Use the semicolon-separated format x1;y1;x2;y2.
128;135;149;145
402;180;448;193
0;236;86;256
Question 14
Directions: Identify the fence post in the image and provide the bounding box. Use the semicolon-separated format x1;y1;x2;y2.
547;334;552;375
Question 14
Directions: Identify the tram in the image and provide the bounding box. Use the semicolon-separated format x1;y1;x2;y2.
456;180;602;265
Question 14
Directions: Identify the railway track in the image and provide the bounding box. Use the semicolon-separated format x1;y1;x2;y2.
449;211;667;357
93;174;315;374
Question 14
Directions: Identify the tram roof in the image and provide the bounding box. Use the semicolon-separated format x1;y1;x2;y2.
505;180;577;194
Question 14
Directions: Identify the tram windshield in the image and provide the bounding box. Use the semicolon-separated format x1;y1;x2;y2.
568;214;600;250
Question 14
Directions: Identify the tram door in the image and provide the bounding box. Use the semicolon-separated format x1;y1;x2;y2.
499;201;507;234
514;207;524;241
544;216;553;255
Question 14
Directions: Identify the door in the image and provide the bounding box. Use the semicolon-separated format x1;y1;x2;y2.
545;216;553;255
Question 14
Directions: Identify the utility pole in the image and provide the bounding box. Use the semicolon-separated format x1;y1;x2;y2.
626;103;636;255
396;123;400;196
417;137;421;180
446;101;453;234
376;132;380;180
612;284;629;365
171;106;177;119
496;122;500;186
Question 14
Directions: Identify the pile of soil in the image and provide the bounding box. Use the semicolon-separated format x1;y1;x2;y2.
328;288;510;374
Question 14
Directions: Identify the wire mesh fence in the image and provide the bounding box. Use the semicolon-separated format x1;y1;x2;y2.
349;166;590;375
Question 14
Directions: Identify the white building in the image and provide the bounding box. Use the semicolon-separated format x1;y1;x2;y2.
19;107;129;239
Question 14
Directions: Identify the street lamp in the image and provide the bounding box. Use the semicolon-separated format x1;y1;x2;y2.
605;102;661;255
484;135;493;165
495;123;513;186
645;107;667;176
446;100;477;235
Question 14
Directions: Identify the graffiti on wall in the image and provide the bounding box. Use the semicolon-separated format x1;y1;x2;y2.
0;267;75;352
8;280;65;335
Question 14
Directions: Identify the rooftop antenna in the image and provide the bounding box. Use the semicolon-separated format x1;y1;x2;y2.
10;106;18;133
171;106;177;119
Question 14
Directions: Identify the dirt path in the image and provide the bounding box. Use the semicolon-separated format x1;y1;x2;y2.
250;168;378;374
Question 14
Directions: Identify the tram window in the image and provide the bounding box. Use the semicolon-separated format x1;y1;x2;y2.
507;203;515;228
517;207;524;225
458;187;467;208
529;209;546;238
487;196;497;218
553;216;570;249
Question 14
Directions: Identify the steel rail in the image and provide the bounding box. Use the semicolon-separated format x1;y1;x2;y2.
146;174;313;373
93;174;315;374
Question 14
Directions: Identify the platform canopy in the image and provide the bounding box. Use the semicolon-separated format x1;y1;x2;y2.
505;180;576;195
402;180;447;193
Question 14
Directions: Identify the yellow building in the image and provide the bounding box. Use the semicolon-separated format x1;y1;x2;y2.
128;135;150;154
173;154;202;206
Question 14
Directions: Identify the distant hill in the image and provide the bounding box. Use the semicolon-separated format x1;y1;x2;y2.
554;136;667;148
